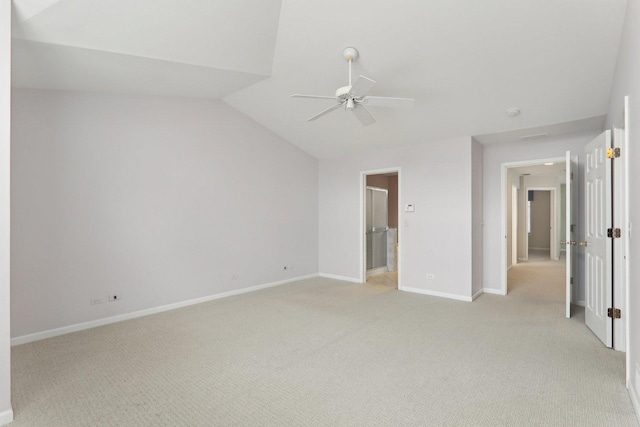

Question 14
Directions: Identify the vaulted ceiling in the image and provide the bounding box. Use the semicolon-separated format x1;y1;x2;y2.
11;0;628;159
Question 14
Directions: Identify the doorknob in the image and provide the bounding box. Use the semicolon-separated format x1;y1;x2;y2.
570;241;577;246
560;240;566;245
579;241;588;247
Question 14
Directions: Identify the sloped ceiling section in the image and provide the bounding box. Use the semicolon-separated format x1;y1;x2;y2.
12;0;283;97
11;0;629;159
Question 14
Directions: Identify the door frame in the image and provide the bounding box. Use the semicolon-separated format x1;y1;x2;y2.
511;185;518;266
524;187;557;260
610;96;629;356
500;157;565;295
360;167;402;287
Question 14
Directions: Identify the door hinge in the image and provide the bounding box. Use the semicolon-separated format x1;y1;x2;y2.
607;228;622;238
607;307;622;319
570;277;573;285
570;224;576;232
607;147;621;159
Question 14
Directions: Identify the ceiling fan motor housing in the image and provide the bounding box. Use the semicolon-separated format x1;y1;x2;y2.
335;85;352;102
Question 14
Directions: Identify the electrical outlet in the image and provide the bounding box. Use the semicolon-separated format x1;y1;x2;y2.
426;274;435;280
283;266;288;271
91;298;105;305
108;294;122;302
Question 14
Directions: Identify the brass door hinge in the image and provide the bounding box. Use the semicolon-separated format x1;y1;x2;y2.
607;147;621;159
607;228;622;238
607;308;621;319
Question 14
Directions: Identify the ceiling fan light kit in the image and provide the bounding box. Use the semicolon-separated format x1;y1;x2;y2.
291;47;415;126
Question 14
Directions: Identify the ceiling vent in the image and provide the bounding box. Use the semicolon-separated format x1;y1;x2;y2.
519;132;550;141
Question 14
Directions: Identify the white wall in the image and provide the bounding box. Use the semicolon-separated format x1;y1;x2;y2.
319;137;476;300
482;132;598;299
0;0;13;424
606;0;640;415
11;89;319;339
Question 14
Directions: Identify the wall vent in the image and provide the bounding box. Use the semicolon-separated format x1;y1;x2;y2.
519;132;550;141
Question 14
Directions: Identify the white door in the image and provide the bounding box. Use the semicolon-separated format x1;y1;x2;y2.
565;151;572;318
584;131;612;347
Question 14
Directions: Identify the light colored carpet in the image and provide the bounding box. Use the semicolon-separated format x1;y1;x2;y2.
366;271;398;288
10;270;638;425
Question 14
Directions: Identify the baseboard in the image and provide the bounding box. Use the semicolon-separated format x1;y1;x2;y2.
507;265;513;271
11;273;319;346
518;257;527;261
472;289;483;301
0;409;13;426
318;273;362;283
575;300;586;307
402;287;471;302
529;247;551;251
483;288;506;296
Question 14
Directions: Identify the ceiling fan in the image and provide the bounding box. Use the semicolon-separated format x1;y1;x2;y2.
291;47;415;126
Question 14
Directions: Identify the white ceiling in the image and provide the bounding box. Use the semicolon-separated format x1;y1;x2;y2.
11;0;281;97
11;0;628;159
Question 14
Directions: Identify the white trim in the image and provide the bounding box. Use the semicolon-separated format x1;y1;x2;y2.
483;288;506;295
402;287;472;302
624;96;630;386
0;409;13;426
472;289;483;301
575;300;586;307
517;257;528;261
318;273;362;283
501;157;564;295
12;273;319;346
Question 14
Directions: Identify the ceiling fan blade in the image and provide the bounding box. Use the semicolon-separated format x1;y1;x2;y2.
307;102;344;121
351;105;376;126
349;75;376;97
362;96;414;109
291;94;336;100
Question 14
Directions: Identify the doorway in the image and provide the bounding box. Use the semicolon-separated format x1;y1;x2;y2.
360;169;400;289
501;160;566;302
526;189;554;260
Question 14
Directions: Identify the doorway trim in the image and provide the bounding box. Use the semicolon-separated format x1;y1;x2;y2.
500;157;565;295
360;167;402;288
511;185;518;267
